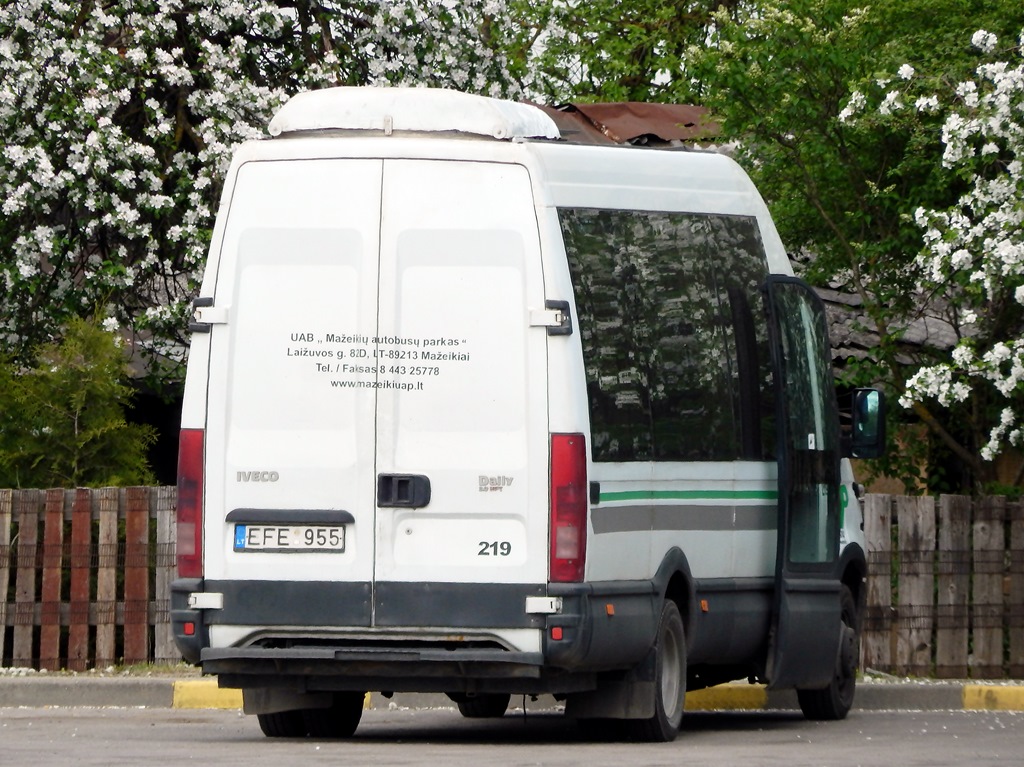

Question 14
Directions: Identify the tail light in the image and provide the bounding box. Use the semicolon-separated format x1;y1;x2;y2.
177;429;205;578
550;433;588;582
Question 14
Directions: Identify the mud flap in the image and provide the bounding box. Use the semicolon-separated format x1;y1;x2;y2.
564;649;657;720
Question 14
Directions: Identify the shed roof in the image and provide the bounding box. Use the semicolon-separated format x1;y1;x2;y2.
536;102;719;146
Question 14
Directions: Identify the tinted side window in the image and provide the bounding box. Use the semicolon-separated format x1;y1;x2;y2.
560;209;775;462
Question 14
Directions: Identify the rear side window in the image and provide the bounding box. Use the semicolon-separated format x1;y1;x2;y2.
559;209;775;462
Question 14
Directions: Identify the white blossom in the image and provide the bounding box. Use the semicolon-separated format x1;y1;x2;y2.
971;30;998;53
879;90;903;115
893;29;1024;461
838;90;866;123
0;1;522;373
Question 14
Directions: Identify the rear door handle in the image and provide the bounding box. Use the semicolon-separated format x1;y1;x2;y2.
377;474;431;508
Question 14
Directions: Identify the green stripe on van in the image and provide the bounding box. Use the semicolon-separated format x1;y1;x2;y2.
600;489;778;503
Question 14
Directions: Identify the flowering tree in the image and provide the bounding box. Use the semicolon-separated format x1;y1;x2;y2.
689;0;1024;492
841;30;1024;479
510;0;740;103
0;1;522;384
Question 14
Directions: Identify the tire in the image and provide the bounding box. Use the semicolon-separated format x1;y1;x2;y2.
797;585;859;721
453;693;511;719
303;691;366;738
257;692;365;739
623;600;687;743
257;709;305;738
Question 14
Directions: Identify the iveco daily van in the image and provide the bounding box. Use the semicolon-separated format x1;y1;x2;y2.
171;86;885;742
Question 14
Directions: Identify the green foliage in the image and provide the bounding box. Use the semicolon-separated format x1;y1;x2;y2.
0;318;155;488
685;0;1024;492
513;0;741;102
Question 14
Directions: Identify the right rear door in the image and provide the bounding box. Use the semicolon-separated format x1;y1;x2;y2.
371;159;551;626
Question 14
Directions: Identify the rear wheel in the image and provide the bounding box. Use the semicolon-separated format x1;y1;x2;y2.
257;692;365;739
257;709;305;738
797;585;858;721
303;691;366;737
623;600;687;743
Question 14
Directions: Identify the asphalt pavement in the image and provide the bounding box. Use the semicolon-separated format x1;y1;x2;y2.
2;672;1023;712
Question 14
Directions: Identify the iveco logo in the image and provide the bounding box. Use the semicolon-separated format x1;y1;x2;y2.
236;471;280;482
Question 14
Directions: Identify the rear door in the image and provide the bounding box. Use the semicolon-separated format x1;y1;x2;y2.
206;155;549;630
205;158;383;624
372;160;550;626
765;276;842;689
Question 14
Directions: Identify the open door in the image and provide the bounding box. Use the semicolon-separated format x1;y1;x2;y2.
765;276;842;690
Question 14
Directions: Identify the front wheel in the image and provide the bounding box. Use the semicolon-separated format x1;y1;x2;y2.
623;600;687;742
797;585;858;721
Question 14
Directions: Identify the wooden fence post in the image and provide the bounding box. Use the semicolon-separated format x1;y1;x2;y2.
1010;500;1024;678
123;487;150;665
862;494;893;673
896;495;936;677
935;495;971;678
0;489;11;664
39;488;66;671
95;487;118;668
67;488;93;671
973;495;1006;678
154;486;177;663
13;490;42;667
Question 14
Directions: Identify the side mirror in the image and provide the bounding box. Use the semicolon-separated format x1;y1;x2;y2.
843;388;886;459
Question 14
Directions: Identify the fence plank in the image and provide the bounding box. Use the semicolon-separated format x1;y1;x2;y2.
13;490;42;667
1011;501;1024;677
123;487;150;665
935;495;971;678
896;495;936;677
862;494;893;672
95;488;118;668
67;488;93;671
39;489;66;670
154;486;177;663
0;489;12;663
973;496;1006;678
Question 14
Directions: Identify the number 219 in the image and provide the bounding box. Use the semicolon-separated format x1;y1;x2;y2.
478;541;511;556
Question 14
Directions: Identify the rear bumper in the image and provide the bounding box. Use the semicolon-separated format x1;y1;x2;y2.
171;577;659;692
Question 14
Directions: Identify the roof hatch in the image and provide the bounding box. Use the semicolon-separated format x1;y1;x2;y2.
267;86;560;141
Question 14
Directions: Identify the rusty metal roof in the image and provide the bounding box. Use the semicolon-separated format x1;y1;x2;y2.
534;102;719;146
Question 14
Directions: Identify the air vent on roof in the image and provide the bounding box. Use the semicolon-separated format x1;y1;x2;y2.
268;87;560;141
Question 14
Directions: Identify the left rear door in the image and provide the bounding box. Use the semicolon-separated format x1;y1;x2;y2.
204;158;383;626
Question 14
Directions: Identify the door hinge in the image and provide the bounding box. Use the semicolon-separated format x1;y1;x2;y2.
525;596;563;615
189;296;229;333
529;300;573;336
187;592;224;610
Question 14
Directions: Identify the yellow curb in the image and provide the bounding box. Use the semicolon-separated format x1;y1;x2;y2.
963;685;1024;711
172;680;243;709
686;683;766;711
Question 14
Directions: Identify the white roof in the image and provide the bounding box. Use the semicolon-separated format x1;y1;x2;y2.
268;87;560;141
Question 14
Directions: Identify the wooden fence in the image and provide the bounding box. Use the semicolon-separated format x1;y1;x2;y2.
2;488;1023;677
0;487;177;670
862;495;1024;679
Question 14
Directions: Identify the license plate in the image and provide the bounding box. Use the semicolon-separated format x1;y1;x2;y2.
233;524;346;552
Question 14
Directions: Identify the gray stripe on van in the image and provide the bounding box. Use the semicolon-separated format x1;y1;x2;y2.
592;504;777;534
